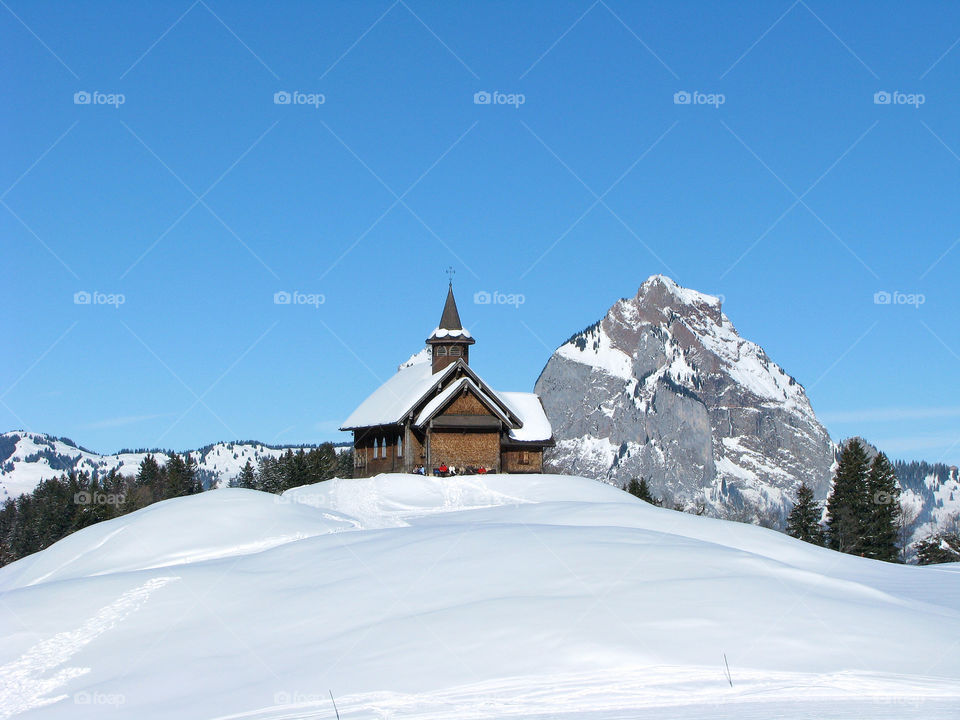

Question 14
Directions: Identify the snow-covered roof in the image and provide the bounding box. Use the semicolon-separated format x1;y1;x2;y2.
497;392;553;442
428;327;472;340
415;377;512;427
340;353;443;429
341;351;553;443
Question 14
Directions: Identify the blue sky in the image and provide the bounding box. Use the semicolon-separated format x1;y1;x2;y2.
2;0;959;463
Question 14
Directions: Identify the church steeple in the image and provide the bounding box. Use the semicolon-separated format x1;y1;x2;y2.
438;282;464;332
426;280;475;373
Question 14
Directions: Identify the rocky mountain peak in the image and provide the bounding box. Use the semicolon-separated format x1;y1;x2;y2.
536;277;834;524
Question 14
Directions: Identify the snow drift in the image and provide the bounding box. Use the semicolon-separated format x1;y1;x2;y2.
1;473;959;719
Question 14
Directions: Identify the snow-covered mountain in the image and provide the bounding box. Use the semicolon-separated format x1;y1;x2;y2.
2;473;959;719
0;431;347;500
892;458;960;551
535;275;835;523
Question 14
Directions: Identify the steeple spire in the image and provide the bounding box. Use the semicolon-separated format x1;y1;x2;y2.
426;278;475;373
438;282;463;331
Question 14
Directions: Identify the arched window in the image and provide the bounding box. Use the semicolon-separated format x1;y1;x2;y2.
373;437;380;459
397;433;403;459
449;346;461;356
436;346;447;356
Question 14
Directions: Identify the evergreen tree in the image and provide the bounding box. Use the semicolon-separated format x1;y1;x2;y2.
626;477;661;505
916;532;960;565
863;452;901;562
336;448;353;478
136;454;165;502
826;439;870;554
237;459;257;489
165;454;190;498
785;482;824;545
184;453;202;494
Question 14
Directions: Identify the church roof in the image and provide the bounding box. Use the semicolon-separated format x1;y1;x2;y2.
414;377;513;427
339;351;553;442
439;282;462;330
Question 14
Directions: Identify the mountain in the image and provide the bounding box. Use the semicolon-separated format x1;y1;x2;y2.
0;431;348;500
2;473;958;718
893;458;960;550
535;275;835;524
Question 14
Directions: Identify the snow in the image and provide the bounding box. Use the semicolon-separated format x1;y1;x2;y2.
0;433;351;498
556;323;634;381
415;378;510;427
429;327;472;339
340;351;553;441
642;274;722;308
339;355;442;429
497;392;553;442
2;473;960;719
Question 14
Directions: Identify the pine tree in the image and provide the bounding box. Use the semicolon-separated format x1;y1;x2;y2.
916;532;960;565
136;454;165;502
786;482;824;545
863;452;902;562
184;453;201;494
237;459;257;489
826;439;870;555
165;454;190;498
626;477;661;505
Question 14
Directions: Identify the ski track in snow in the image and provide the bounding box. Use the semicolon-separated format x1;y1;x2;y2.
210;665;960;720
0;576;178;718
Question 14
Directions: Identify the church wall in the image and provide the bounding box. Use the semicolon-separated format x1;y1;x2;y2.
501;447;544;473
445;390;494;416
353;427;404;478
429;430;500;471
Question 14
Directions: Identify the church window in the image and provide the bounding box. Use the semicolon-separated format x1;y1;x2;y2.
436;346;447;356
449;346;462;356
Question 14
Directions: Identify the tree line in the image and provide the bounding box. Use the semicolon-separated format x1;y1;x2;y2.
622;440;917;564
786;438;902;561
0;445;352;567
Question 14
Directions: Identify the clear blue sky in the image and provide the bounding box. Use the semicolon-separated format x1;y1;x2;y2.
2;0;959;464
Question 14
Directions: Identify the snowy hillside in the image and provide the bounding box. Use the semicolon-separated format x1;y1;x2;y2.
0;432;349;500
2;473;960;719
536;275;834;523
897;462;960;550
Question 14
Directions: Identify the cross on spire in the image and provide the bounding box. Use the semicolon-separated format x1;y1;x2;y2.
445;266;455;285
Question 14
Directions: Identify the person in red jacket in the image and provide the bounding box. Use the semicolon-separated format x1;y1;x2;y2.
438;462;449;476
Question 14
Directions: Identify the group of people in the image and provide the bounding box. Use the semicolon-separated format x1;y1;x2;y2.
413;463;492;477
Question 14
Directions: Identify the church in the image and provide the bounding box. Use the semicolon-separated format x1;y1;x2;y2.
341;283;554;477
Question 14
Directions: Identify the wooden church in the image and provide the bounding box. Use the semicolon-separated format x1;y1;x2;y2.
341;283;554;477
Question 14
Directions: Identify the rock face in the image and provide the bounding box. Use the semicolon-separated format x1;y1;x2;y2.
535;275;834;523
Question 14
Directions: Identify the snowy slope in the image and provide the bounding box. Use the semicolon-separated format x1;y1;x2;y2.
2;474;960;719
0;432;348;499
